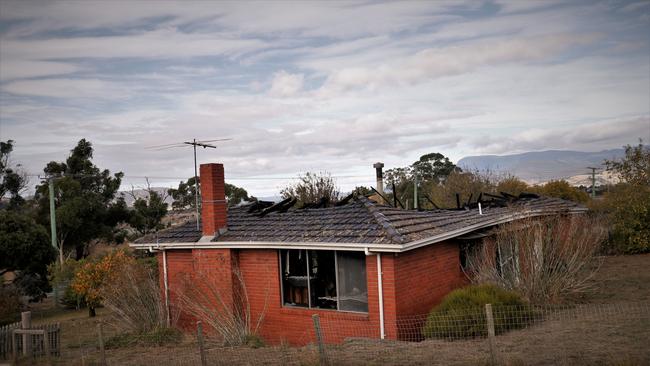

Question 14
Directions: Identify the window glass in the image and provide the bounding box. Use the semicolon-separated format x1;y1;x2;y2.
280;249;308;307
336;251;368;312
308;250;337;309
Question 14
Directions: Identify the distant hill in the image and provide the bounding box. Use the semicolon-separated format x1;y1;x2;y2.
457;149;624;184
118;187;174;207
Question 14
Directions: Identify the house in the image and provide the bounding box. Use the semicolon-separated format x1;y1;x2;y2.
130;163;586;345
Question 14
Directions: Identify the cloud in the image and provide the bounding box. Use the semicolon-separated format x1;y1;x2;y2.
1;0;648;197
269;71;304;97
469;115;650;154
1;78;130;99
0;60;83;80
317;33;598;95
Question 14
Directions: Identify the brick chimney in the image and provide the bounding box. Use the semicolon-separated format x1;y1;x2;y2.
200;163;227;236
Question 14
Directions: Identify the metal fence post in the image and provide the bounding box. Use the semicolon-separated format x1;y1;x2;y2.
97;323;106;366
196;321;207;366
485;304;497;366
312;314;329;366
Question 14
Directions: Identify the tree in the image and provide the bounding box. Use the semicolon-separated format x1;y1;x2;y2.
384;152;459;208
126;179;169;235
0;210;56;299
169;177;252;209
605;141;649;186
428;170;495;208
531;180;589;203
225;183;251;207
35;139;129;260
496;176;529;196
0;140;28;209
412;153;458;183
71;249;135;317
280;172;339;205
599;142;650;253
168;176;199;210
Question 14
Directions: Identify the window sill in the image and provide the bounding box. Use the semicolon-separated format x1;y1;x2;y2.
279;305;370;319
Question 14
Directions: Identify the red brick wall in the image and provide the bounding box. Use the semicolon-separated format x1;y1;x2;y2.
158;243;466;345
237;249;388;345
160;249;235;330
199;163;227;236
395;241;467;317
393;240;468;338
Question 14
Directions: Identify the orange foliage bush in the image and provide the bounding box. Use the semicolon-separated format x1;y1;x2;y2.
71;250;135;316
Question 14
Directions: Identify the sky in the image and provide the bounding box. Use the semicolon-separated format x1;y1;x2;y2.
1;0;649;197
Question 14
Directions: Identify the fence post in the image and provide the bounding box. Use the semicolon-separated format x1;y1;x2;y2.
312;314;329;366
11;331;17;366
97;323;106;366
43;329;52;366
485;304;497;366
196;321;207;366
21;311;31;357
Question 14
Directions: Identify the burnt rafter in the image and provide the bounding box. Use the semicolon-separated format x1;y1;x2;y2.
301;196;330;209
371;186;392;207
247;200;275;213
259;197;294;217
335;193;354;207
422;193;439;209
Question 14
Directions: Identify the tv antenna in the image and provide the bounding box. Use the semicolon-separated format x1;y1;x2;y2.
146;138;232;230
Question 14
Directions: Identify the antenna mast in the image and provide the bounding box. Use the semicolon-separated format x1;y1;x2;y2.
184;139;217;230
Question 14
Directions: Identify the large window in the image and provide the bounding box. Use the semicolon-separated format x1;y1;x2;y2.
280;250;368;313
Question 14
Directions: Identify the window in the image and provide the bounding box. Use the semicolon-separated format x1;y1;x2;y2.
280;249;368;313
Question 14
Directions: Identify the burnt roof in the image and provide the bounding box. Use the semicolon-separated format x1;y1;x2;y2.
134;194;586;246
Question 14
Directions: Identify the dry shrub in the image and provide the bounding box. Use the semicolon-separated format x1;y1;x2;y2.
100;257;168;333
174;253;267;346
0;285;22;325
466;214;606;303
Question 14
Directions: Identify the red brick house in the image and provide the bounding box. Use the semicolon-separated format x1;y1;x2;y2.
131;163;585;345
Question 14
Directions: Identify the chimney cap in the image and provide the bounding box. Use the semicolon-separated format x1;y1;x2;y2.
373;162;384;169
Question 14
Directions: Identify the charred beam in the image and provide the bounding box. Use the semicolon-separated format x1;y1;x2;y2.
259;197;293;217
335;193;354;206
422;193;439;209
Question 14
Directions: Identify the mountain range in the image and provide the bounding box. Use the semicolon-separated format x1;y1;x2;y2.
457;149;625;184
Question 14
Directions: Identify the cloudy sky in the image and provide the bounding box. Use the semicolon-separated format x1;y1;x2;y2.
1;0;649;196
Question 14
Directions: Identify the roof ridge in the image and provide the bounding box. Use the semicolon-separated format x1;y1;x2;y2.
357;196;406;244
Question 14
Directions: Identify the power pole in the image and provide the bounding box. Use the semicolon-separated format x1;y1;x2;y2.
587;167;598;198
184;139;217;230
48;177;62;265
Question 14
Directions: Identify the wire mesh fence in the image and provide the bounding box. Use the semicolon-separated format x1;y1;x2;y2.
10;301;649;365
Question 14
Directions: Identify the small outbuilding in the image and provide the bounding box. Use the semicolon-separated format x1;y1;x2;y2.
131;163;585;345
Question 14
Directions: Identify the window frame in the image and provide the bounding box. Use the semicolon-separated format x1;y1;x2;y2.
278;249;368;314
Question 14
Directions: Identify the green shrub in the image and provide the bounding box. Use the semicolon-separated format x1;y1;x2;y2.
422;285;538;339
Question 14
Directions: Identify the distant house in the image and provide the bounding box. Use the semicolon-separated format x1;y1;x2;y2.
130;163;585;345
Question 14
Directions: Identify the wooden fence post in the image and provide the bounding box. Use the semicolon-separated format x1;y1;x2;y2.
312;314;329;366
11;330;17;366
196;321;207;366
485;304;497;366
97;323;106;366
21;311;31;357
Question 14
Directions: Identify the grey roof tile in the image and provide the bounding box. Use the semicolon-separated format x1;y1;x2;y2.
134;195;586;245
